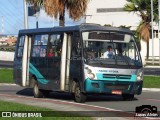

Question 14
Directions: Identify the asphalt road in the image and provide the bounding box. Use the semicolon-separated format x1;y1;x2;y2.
144;68;160;76
0;61;13;68
0;85;159;113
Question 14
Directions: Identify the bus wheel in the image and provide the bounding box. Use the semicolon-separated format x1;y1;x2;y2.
74;83;87;103
122;94;134;101
33;81;43;98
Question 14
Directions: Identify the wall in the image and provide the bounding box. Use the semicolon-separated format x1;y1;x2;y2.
86;0;141;30
0;51;14;61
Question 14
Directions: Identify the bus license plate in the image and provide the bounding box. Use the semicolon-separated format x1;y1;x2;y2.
112;90;122;95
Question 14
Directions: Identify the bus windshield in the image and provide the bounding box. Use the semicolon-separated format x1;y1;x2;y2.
82;31;142;68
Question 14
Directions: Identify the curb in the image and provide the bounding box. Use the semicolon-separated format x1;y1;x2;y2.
142;88;160;92
0;83;16;86
144;66;160;68
0;83;160;92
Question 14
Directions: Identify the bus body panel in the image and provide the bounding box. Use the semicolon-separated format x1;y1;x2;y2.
83;66;143;95
13;24;143;101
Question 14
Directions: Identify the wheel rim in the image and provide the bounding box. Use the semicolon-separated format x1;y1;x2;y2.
75;86;81;99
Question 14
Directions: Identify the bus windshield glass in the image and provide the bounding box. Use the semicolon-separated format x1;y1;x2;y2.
82;31;142;68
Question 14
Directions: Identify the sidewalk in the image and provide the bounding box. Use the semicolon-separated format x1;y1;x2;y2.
0;93;136;120
144;65;160;68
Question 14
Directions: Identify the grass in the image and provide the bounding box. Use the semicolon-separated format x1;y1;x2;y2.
0;68;160;88
0;68;13;83
0;100;92;120
143;76;160;88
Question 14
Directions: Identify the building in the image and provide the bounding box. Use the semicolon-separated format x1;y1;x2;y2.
0;35;17;46
85;0;160;65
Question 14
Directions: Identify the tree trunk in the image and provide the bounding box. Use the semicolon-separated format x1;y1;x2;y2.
146;40;149;59
59;8;65;26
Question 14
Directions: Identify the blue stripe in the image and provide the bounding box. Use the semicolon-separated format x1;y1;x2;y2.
29;63;49;84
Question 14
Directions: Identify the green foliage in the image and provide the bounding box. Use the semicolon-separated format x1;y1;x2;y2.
118;25;131;29
124;0;158;58
0;46;15;52
0;100;91;120
143;76;160;88
0;69;13;83
104;24;112;27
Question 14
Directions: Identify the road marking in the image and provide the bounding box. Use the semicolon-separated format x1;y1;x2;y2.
0;83;17;86
0;94;158;119
144;98;160;102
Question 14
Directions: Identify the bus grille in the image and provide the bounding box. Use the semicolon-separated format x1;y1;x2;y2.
105;84;129;90
103;74;131;80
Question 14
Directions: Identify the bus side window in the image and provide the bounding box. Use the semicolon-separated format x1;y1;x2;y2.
17;36;25;57
32;34;48;57
48;34;63;57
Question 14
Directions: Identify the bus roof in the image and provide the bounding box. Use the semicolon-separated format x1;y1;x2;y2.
18;24;133;35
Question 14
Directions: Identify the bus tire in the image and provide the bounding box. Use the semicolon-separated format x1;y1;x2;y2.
33;81;43;98
122;94;134;101
40;90;51;98
74;83;87;103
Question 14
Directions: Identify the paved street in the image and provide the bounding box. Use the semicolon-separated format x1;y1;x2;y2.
0;60;13;68
144;67;160;76
0;85;159;115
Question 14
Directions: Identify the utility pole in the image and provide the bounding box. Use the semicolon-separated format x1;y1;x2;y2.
23;0;28;29
1;16;4;34
151;0;154;65
159;0;160;65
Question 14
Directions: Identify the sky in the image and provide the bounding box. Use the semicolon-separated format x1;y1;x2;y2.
0;0;84;36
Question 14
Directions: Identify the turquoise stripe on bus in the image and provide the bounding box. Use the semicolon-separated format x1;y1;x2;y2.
96;73;137;82
29;63;49;84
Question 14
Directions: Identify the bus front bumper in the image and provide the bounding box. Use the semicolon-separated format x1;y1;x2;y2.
84;79;143;95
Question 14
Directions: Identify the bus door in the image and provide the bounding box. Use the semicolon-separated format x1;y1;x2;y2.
30;34;48;87
14;35;31;86
47;34;63;90
14;35;24;86
60;33;72;91
47;33;71;91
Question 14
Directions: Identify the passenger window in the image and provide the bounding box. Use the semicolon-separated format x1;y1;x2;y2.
32;34;48;57
50;34;61;46
17;36;25;57
48;34;63;57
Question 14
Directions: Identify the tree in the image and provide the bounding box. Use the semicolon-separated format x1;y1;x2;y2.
124;0;158;59
26;0;89;26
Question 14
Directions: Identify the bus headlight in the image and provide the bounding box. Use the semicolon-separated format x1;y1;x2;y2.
87;69;92;74
85;66;96;80
88;73;95;79
137;71;143;81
